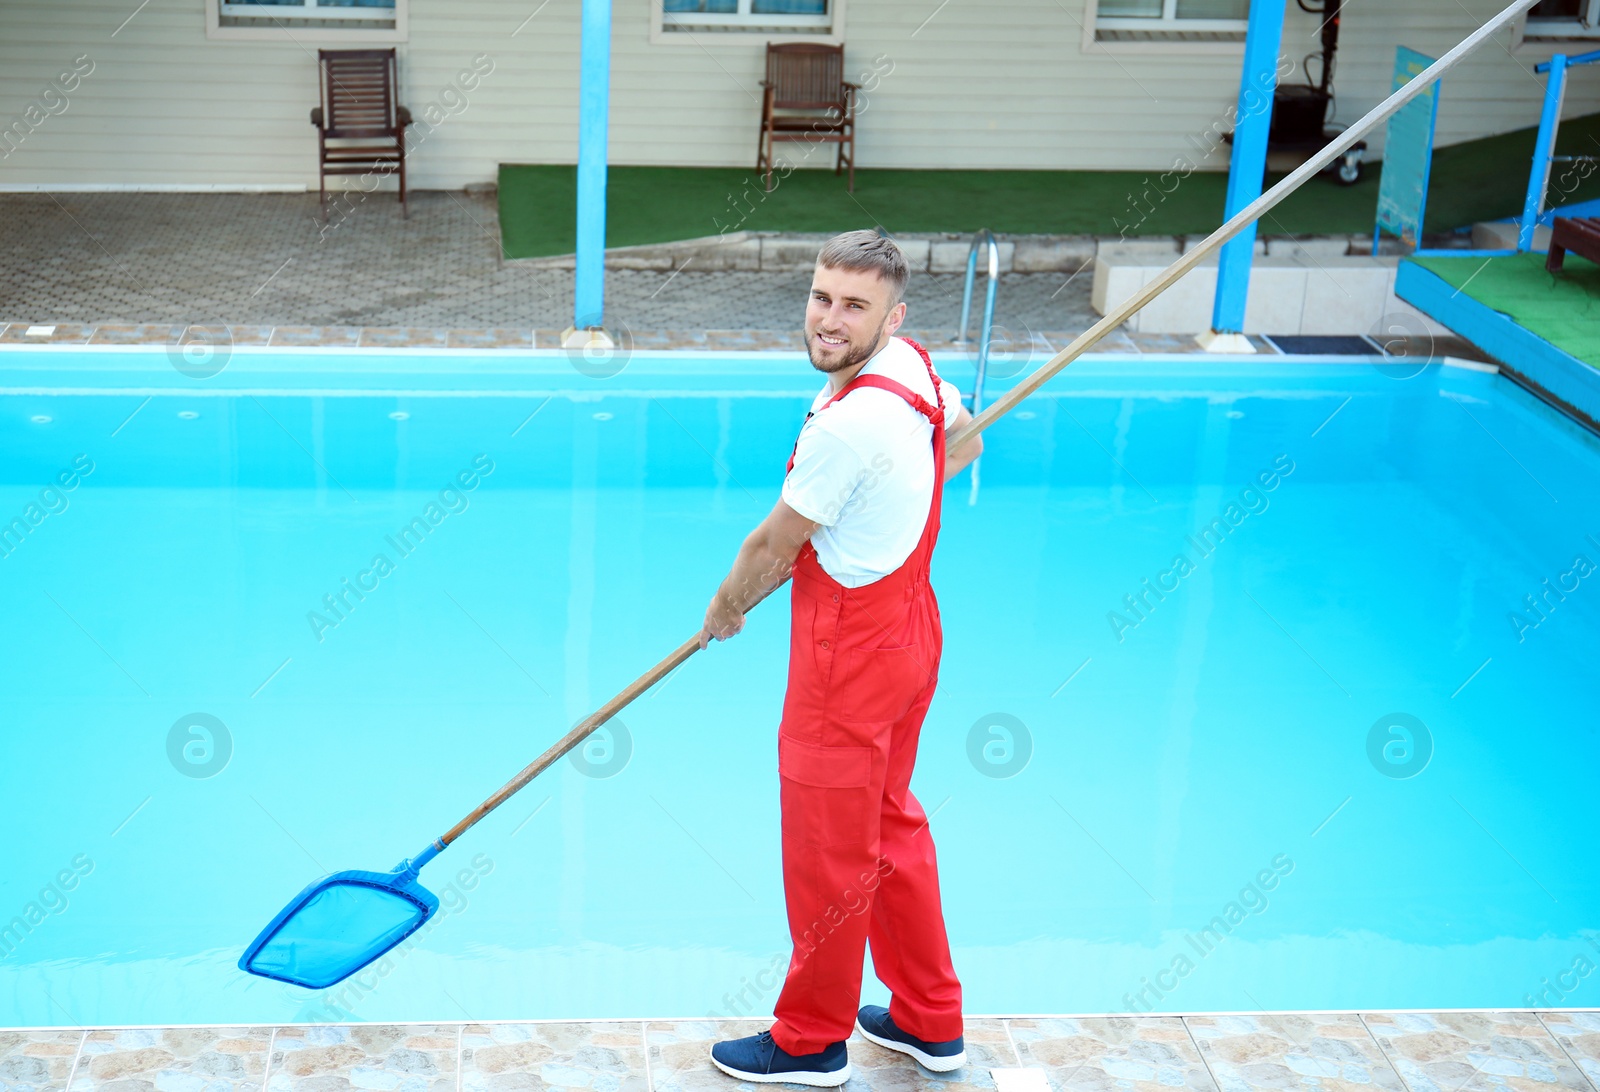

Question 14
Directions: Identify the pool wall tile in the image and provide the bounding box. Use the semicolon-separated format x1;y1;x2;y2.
1129;332;1206;355
0;323;1152;352
226;325;276;346
268;327;362;348
0;324;94;343
67;1027;270;1092
1361;1012;1591;1092
1043;328;1139;354
706;332;802;351
358;329;450;349
446;330;534;350
461;1022;645;1092
626;331;685;350
267;1025;457;1092
1537;1014;1600;1091
904;332;961;350
0;1030;84;1092
1185;1014;1401;1092
1010;1016;1217;1092
88;324;182;345
641;332;714;350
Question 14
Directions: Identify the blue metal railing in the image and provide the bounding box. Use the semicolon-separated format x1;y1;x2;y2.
956;230;999;504
1521;50;1600;252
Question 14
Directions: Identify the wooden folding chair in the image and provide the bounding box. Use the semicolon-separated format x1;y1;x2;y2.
310;48;413;219
757;42;857;193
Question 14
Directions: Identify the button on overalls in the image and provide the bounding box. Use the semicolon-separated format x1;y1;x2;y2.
769;337;964;1056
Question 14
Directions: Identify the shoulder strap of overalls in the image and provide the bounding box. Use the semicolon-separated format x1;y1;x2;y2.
815;337;946;426
786;338;947;476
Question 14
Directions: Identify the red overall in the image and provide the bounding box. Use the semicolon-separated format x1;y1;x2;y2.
770;337;964;1056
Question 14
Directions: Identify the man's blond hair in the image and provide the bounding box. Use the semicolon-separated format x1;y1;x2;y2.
816;229;909;307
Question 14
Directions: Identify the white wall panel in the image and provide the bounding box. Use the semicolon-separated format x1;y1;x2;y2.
0;0;1594;189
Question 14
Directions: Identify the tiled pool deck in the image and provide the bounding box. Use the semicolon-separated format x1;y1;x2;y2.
4;1013;1599;1092
0;191;1096;341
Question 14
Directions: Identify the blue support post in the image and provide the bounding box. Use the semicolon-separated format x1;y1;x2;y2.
1520;53;1567;253
573;0;612;331
1209;0;1288;339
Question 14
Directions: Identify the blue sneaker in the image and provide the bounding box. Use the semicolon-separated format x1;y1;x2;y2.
709;1029;851;1087
855;1005;965;1072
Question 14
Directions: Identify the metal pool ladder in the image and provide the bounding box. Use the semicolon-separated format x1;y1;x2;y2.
956;229;1000;505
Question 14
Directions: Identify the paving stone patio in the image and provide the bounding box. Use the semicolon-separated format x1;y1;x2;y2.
0;191;1491;366
2;1014;1598;1092
0;191;1099;338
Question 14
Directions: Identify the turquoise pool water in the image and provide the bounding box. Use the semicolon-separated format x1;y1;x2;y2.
1;348;1596;1028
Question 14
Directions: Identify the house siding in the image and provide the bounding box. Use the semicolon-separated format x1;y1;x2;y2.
0;0;1595;189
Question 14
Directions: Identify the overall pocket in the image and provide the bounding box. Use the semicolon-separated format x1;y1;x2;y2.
778;732;875;847
832;642;931;724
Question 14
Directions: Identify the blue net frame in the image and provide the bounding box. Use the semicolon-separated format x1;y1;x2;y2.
240;864;439;989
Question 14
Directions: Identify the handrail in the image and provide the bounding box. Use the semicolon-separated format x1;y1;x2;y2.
1523;49;1600;250
957;229;1000;413
956;229;999;505
1536;48;1600;72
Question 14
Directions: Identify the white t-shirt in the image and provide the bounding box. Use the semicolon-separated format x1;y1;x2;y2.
781;336;963;588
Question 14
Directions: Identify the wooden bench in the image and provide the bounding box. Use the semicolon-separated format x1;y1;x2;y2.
1546;216;1600;272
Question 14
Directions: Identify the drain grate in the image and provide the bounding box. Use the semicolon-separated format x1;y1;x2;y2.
1264;334;1382;355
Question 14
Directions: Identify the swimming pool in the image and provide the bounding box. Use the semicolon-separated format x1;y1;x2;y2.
1;347;1596;1029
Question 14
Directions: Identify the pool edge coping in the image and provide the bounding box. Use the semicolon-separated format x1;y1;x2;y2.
4;1005;1596;1032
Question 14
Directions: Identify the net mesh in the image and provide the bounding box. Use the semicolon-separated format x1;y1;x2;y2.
244;878;428;989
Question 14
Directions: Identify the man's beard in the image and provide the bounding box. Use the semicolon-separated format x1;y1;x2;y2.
805;319;887;374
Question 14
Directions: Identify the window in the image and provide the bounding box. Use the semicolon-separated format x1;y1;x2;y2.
1094;0;1249;41
1525;0;1600;38
207;0;406;40
223;0;395;21
660;0;833;34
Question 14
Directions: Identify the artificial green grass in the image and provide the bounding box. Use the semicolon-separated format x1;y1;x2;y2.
498;113;1600;260
1410;251;1600;369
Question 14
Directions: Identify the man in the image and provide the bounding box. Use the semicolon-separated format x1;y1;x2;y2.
700;230;982;1086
